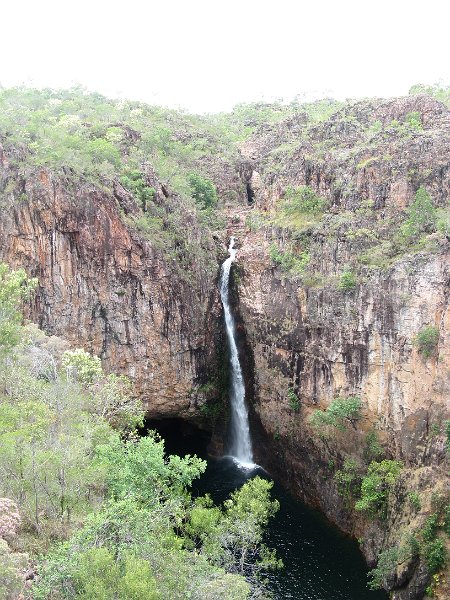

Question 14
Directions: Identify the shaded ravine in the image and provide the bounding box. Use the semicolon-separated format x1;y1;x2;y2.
150;239;388;599
149;420;388;599
195;457;387;600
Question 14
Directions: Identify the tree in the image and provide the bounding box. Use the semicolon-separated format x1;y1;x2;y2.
400;187;437;241
355;460;402;518
186;477;282;582
0;264;37;349
310;396;362;432
188;173;218;209
95;433;206;506
414;326;439;359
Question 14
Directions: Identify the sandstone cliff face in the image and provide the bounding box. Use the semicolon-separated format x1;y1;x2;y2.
0;156;223;419
230;95;450;598
0;93;448;598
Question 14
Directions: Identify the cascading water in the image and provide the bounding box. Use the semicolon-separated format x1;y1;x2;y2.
219;237;254;468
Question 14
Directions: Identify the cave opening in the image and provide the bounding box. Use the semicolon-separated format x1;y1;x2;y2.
246;182;255;205
142;417;211;459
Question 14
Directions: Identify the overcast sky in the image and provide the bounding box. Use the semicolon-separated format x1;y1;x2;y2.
2;0;449;113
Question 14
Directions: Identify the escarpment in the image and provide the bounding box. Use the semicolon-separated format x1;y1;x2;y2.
0;89;449;599
231;94;450;599
0;160;227;419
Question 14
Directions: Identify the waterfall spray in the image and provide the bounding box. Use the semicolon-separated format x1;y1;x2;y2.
219;237;254;468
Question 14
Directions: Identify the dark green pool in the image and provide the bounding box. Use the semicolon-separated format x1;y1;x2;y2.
194;456;388;600
148;419;387;599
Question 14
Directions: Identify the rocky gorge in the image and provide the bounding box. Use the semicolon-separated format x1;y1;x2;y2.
0;88;448;599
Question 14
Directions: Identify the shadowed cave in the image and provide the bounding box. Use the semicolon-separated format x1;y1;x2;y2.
143;417;211;458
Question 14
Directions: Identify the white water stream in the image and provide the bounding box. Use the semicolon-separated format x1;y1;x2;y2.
219;237;255;468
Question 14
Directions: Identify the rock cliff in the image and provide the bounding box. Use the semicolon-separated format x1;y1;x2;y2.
230;94;450;599
0;90;448;599
0;154;225;419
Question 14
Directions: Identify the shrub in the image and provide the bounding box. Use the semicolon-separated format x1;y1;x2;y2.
368;546;399;589
355;460;403;518
0;264;37;349
287;388;300;412
62;348;103;384
405;111;423;131
188;173;218;209
422;513;439;542
363;430;384;463
334;458;360;499
120;170;155;211
368;535;419;590
339;270;357;291
283;185;327;215
310;396;362;432
400;186;437;241
414;326;439;358
269;244;310;274
408;492;422;512
423;539;446;574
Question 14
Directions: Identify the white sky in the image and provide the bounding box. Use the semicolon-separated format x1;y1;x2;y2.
2;0;449;113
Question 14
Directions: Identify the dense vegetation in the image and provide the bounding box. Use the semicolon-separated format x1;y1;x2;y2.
0;264;280;599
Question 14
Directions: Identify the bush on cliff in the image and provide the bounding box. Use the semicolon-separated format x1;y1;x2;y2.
283;186;327;216
188;173;218;209
414;325;440;358
355;460;402;518
309;396;362;432
400;186;437;242
0;263;37;349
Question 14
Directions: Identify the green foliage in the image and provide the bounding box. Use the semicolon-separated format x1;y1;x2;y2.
120;169;155;211
414;326;439;358
186;477;281;581
339;270;357;291
72;548;160;600
363;430;384;463
368;535;419;590
408;492;422;512
283;185;327;216
62;348;103;384
355;460;402;518
33;462;278;598
0;325;144;530
334;457;360;500
96;433;206;505
269;244;310;274
310;396;362;432
0;264;37;349
423;513;440;542
405;111;423;130
0;539;28;599
287;388;300;411
400;187;437;241
368;546;400;589
422;539;446;574
188;173;218;209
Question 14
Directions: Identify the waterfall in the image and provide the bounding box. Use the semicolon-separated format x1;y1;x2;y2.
219;237;254;468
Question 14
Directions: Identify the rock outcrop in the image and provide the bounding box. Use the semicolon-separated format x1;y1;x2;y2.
0;158;223;418
230;95;450;599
